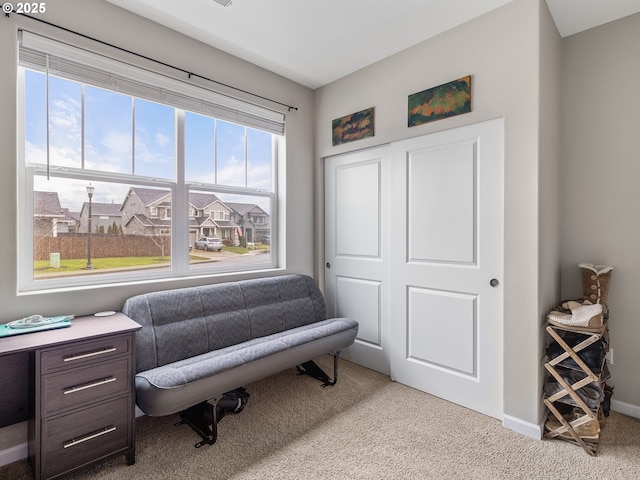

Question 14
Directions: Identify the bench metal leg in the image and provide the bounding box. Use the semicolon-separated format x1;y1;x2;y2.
176;388;250;448
177;396;220;448
297;351;341;387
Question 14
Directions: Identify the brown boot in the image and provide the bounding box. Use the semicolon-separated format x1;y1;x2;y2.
578;263;613;305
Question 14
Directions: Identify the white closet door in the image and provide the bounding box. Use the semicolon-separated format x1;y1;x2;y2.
389;118;504;419
324;145;390;374
324;118;504;419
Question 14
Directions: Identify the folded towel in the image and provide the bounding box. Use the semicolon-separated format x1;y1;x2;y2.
7;314;74;329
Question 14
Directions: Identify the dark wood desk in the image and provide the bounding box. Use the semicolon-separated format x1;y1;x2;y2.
0;314;141;480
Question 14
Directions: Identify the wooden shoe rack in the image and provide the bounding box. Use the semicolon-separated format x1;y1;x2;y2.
543;320;609;456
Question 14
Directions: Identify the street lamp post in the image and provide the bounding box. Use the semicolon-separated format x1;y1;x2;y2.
85;184;94;270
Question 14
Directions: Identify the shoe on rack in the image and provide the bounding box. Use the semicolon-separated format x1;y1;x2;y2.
546;335;606;374
545;414;600;440
548;301;604;332
579;263;613;305
543;370;604;409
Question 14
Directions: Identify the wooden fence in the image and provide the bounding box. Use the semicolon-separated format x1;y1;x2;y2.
34;234;171;261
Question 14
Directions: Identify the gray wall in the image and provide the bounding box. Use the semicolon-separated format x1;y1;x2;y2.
0;0;314;433
538;0;563;412
560;12;640;414
315;0;546;427
0;0;314;318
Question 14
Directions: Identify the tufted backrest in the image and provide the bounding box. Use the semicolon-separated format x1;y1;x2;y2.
122;274;328;373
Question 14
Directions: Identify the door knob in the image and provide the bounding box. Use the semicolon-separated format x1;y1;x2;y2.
326;262;331;269
490;278;499;287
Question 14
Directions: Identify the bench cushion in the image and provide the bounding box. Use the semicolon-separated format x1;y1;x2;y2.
123;274;359;416
123;275;329;373
135;318;358;416
137;318;357;388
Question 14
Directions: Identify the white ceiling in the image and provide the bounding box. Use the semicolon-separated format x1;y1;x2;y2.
105;0;640;89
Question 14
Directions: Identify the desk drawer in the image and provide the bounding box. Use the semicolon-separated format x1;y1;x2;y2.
41;396;130;480
42;357;131;416
41;335;132;374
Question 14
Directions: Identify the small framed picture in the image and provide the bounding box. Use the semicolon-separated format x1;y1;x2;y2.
408;76;471;127
332;107;374;146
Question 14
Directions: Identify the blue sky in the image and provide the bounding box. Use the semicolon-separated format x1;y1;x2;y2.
25;69;273;213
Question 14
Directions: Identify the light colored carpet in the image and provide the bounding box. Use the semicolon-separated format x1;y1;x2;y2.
2;356;639;480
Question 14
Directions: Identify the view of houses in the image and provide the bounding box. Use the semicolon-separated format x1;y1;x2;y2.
33;187;271;247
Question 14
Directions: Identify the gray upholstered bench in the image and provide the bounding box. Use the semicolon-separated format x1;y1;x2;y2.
122;274;358;445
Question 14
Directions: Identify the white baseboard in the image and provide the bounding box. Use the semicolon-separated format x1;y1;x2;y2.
0;421;28;467
501;399;640;445
611;399;640;419
503;414;544;440
0;442;28;467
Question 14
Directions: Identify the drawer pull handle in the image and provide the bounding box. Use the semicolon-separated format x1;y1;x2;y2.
63;426;116;449
63;347;117;362
63;377;116;395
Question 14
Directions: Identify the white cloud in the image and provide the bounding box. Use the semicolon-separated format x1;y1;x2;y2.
25;141;80;168
85;131;132;173
217;155;244;186
247;162;272;191
47;96;82;165
155;132;170;148
33;176;130;213
49;97;81;130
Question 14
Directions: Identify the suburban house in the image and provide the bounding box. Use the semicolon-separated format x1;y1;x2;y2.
120;187;172;237
32;191;66;238
33;192;81;236
224;202;271;244
60;209;80;234
188;191;224;242
78;201;122;234
1;0;639;475
121;186;269;245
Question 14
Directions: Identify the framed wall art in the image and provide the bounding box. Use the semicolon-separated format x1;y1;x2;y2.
332;107;374;146
408;75;471;127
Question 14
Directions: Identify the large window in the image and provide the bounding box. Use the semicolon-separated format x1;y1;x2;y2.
18;31;283;291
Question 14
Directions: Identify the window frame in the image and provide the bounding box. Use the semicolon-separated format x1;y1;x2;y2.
17;34;281;293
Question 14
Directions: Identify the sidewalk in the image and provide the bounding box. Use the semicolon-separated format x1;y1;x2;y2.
33;248;268;279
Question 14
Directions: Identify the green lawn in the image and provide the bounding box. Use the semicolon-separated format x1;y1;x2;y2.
34;256;171;273
34;248;266;274
224;243;270;254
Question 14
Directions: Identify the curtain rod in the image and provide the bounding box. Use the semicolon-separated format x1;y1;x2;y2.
4;8;299;112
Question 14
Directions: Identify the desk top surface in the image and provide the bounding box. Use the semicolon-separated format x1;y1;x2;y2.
0;313;141;356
